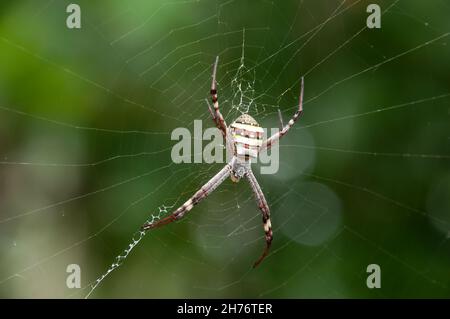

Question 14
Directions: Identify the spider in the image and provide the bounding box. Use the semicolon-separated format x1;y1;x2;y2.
142;56;304;268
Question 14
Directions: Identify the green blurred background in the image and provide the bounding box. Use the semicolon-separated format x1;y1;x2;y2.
0;0;449;298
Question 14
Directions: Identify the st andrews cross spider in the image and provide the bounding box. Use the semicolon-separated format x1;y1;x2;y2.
142;56;305;268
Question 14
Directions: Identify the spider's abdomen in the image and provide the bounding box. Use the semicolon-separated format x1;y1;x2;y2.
230;114;264;160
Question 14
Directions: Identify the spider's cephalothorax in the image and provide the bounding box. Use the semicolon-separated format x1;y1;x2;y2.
142;56;304;268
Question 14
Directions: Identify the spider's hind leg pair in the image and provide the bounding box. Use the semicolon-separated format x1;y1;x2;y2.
142;56;304;268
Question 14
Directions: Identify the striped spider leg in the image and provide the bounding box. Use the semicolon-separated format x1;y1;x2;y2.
259;76;304;152
207;56;234;156
245;168;272;268
142;56;305;268
142;164;231;230
209;56;228;137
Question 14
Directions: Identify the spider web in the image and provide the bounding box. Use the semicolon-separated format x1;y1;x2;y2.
0;0;449;298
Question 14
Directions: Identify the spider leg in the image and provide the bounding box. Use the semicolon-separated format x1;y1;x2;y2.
260;76;304;152
208;57;234;158
210;56;228;137
142;164;231;230
205;98;216;122
246;169;273;268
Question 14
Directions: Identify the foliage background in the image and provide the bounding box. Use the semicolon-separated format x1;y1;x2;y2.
0;0;449;298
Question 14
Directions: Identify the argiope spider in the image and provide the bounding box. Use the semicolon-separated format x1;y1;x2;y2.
142;56;304;268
